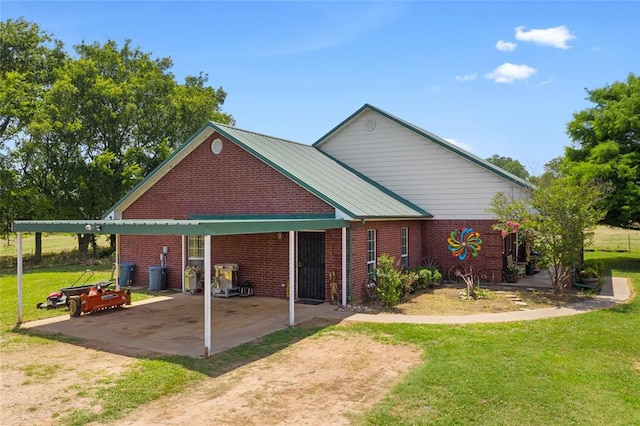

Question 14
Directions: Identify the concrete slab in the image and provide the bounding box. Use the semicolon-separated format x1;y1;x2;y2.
20;294;351;358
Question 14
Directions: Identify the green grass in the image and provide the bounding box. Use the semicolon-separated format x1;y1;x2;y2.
0;233;111;257
351;251;640;425
586;225;640;253
0;263;153;334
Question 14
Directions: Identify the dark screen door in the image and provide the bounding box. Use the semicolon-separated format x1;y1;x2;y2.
297;232;325;300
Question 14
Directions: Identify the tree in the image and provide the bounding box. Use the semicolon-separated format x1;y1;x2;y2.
0;18;67;257
0;18;66;146
10;33;234;259
530;178;606;293
489;177;606;293
486;155;530;180
564;73;640;229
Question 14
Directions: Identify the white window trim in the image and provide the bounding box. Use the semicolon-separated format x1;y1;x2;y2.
367;229;377;280
401;227;408;269
188;235;205;269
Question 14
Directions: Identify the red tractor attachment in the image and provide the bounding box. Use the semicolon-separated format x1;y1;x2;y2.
69;284;131;317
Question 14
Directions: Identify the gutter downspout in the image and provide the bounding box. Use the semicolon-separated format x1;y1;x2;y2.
348;219;366;303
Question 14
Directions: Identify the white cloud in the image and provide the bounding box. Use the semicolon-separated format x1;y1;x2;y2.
592;45;602;52
514;25;576;49
445;138;474;152
455;73;478;82
496;40;517;51
485;63;537;83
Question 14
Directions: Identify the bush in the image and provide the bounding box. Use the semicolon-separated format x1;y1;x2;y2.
375;254;403;307
409;266;442;289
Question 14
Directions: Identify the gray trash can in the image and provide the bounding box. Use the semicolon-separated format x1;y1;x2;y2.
120;262;135;287
149;266;167;291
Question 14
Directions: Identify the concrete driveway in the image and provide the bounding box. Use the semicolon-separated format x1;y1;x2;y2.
21;294;349;358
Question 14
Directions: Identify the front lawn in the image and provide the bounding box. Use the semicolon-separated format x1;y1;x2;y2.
352;252;640;425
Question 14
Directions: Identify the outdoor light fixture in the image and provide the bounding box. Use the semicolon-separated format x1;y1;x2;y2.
277;232;284;240
85;224;92;231
95;225;102;232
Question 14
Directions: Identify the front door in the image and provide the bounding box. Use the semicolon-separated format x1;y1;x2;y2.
297;232;325;301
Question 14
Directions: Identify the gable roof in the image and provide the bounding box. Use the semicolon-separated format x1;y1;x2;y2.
313;104;533;189
105;121;431;220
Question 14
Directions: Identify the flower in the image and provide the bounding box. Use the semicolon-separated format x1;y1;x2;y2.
494;220;521;238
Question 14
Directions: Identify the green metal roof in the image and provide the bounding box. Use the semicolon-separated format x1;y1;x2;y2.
211;123;430;218
12;218;350;236
313;104;534;190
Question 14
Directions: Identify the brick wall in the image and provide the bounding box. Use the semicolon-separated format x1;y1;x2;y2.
120;133;335;290
421;219;504;283
349;220;423;302
122;133;334;220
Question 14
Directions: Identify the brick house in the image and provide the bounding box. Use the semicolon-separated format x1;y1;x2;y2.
101;104;531;302
13;104;533;356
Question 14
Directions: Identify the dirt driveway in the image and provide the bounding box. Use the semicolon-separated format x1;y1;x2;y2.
1;325;421;425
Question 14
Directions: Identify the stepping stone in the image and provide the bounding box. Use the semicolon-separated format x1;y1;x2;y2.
495;291;507;294
526;288;536;291
514;301;528;306
511;297;523;302
505;294;518;298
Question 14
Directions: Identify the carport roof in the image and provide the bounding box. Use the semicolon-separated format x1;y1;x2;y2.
11;217;350;235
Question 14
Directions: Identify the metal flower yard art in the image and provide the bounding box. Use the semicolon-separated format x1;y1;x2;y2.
447;227;483;260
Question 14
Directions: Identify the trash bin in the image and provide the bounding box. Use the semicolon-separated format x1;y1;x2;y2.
149;266;167;291
120;262;135;287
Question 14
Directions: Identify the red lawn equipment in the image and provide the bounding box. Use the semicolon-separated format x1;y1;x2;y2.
68;284;131;317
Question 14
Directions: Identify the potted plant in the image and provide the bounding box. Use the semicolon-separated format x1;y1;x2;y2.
504;264;522;283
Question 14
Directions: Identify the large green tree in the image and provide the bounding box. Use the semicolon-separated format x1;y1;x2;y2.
564;73;640;229
0;18;67;258
0;18;66;145
6;24;234;259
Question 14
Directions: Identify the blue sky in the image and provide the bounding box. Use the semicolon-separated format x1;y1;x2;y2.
3;1;639;175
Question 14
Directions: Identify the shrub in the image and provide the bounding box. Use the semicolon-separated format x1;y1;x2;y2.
408;266;442;289
375;254;403;307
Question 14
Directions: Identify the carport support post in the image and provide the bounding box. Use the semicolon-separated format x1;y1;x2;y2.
115;234;120;290
17;232;23;324
204;235;212;358
342;227;347;307
289;230;295;326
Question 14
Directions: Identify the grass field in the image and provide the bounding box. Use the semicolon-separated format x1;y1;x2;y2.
0;233;111;257
586;225;640;252
1;226;639;425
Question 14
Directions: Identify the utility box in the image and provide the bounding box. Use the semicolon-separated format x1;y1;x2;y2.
148;266;167;291
213;263;239;298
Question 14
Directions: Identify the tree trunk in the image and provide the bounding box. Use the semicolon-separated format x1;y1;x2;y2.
33;232;42;265
77;233;91;262
91;235;97;257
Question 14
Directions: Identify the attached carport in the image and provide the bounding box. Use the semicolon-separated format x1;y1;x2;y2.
12;217;350;357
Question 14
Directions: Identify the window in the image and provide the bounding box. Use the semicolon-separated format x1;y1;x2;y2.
367;229;377;280
188;235;205;272
401;227;408;270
